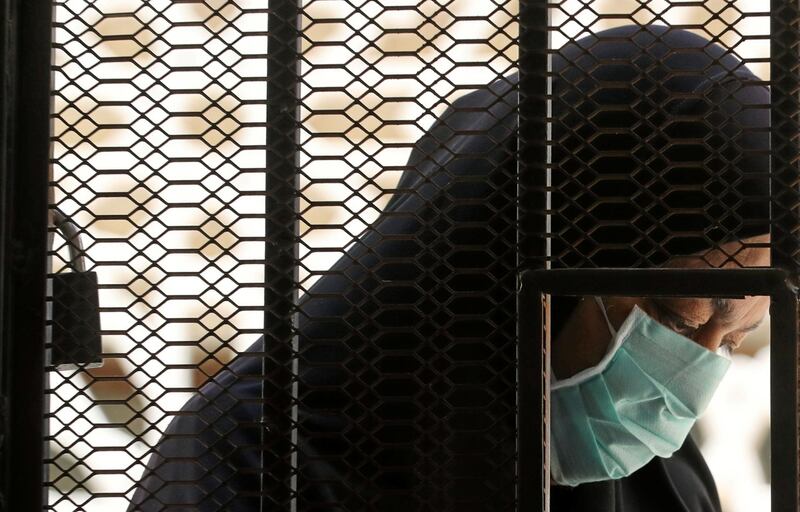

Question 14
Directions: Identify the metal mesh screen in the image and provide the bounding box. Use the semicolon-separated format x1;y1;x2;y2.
47;1;518;510
40;0;796;511
541;7;772;270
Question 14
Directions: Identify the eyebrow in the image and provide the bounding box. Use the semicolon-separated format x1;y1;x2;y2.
712;297;766;333
649;298;701;328
651;297;765;332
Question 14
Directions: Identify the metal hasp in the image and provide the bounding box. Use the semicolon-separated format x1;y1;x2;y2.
518;268;799;512
0;0;53;511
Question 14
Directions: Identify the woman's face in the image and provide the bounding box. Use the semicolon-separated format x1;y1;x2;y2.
602;233;771;353
552;234;770;378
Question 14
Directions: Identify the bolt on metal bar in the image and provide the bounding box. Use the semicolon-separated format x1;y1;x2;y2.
263;2;301;510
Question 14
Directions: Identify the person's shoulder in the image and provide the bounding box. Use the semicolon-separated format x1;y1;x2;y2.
448;71;519;112
418;71;519;142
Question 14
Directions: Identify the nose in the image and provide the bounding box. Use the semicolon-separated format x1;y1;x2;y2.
692;322;725;351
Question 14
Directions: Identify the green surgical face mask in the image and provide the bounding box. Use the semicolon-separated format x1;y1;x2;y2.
550;297;731;487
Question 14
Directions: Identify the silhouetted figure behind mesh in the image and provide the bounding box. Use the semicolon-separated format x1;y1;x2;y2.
130;25;769;512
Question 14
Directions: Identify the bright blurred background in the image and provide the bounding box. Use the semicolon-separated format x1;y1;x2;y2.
698;330;771;512
48;0;770;510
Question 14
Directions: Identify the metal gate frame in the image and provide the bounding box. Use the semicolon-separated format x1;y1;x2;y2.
518;268;799;511
1;0;799;511
513;0;800;510
0;0;53;510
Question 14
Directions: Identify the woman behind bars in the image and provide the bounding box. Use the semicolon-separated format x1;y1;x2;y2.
129;25;770;511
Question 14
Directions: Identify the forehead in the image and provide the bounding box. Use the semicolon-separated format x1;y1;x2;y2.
657;296;763;325
658;297;715;321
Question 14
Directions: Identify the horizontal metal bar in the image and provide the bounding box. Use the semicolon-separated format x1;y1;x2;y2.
520;268;793;298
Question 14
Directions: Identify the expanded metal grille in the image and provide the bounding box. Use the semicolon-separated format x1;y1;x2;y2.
47;1;519;510
544;12;772;270
33;1;796;511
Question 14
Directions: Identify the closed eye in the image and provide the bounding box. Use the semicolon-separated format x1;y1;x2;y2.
720;318;765;350
667;320;699;337
738;318;765;334
649;299;700;335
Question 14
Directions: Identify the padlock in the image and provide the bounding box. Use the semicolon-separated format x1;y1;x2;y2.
48;210;102;369
50;271;102;368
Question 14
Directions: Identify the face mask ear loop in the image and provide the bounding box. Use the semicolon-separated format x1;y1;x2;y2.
594;296;616;337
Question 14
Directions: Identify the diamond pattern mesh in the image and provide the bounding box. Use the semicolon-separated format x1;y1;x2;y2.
47;0;518;510
545;9;772;269
44;0;782;511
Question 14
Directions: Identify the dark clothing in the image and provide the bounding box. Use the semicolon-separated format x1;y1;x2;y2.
128;70;722;512
131;71;521;512
551;437;722;512
129;24;768;511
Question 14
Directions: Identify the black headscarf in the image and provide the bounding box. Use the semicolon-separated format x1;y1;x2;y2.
129;25;768;511
551;24;769;270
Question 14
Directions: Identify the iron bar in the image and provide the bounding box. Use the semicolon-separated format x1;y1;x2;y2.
770;0;800;274
263;2;301;510
770;284;799;512
0;0;53;509
517;0;550;510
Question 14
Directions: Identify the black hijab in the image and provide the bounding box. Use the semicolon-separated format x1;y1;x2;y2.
129;25;769;511
551;24;769;269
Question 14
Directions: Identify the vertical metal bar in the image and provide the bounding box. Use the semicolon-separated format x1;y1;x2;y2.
518;1;549;510
770;0;800;274
0;0;52;509
517;280;547;512
770;2;800;509
518;2;549;271
263;1;300;510
771;285;799;512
